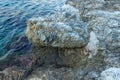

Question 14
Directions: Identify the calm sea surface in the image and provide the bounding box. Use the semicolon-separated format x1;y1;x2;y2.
0;0;66;57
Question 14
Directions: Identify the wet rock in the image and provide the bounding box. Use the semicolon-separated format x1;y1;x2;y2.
99;68;120;80
26;4;89;48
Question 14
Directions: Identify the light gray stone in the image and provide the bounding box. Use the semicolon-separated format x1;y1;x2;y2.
86;31;99;58
99;68;120;80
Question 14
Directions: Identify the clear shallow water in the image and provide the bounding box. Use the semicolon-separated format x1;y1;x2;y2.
0;0;66;57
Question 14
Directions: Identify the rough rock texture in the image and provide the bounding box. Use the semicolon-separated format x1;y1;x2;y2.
65;0;120;79
66;0;120;62
1;0;120;80
105;53;120;68
27;67;75;80
99;68;120;80
27;67;99;80
26;4;89;48
89;17;120;53
66;0;120;21
27;65;103;80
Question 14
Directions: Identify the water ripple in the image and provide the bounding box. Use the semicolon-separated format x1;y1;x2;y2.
0;0;66;58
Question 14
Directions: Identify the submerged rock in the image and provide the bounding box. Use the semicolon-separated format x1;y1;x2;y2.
26;4;89;48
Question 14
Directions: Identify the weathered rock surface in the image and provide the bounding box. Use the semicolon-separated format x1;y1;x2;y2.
27;67;75;80
27;66;103;80
67;0;120;60
64;0;120;80
89;17;120;53
26;4;89;48
99;68;120;80
105;53;120;68
1;0;119;80
66;0;120;21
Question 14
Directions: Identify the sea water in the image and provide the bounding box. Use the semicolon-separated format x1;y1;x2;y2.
0;0;66;58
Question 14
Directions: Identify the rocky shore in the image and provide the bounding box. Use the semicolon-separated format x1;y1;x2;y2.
0;0;120;80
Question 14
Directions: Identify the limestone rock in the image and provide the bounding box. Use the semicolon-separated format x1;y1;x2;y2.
26;4;89;48
99;68;120;80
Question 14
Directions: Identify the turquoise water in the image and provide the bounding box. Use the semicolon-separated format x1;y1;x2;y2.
0;0;66;57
